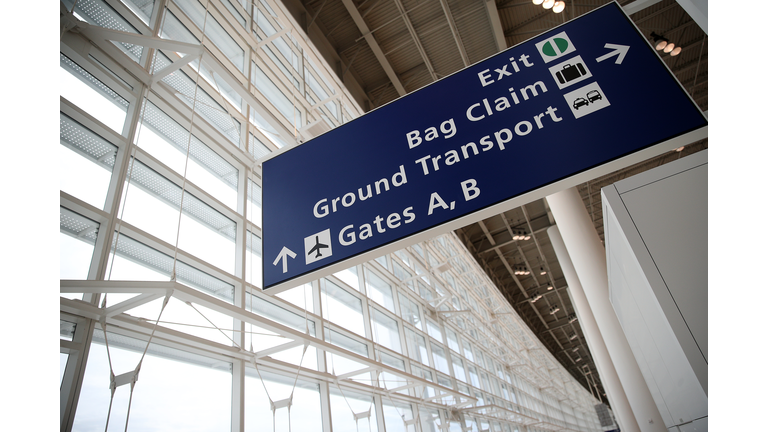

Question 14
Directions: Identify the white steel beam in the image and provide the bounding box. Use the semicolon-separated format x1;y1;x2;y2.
483;0;508;52
437;0;470;67
105;292;166;317
251;340;306;359
391;0;437;82
60;280;473;405
622;0;663;16
74;21;204;55
341;0;406;96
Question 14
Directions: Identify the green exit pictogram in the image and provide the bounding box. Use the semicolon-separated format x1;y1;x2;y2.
535;31;576;63
542;38;569;56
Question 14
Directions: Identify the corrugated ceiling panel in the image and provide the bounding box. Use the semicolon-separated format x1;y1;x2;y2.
419;24;463;77
452;2;498;65
350;46;389;87
388;43;427;78
404;68;433;93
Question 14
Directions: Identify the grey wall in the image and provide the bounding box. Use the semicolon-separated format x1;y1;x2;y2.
602;150;707;431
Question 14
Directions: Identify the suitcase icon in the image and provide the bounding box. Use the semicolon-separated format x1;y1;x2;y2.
556;62;587;84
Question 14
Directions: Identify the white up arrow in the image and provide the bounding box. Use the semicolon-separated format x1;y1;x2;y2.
272;246;296;273
596;43;630;65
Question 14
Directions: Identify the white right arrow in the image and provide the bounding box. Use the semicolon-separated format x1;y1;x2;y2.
272;246;297;273
596;43;630;64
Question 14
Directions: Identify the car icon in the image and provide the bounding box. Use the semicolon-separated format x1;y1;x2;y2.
587;90;602;103
573;97;589;110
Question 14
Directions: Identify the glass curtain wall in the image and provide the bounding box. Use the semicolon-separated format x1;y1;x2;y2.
59;0;604;431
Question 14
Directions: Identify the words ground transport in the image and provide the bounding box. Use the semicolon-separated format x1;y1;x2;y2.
261;1;707;291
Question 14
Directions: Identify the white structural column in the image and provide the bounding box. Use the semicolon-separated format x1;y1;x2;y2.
546;187;666;432
548;225;639;432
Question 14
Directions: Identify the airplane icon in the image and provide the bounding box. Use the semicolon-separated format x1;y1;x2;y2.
304;229;333;265
307;235;329;258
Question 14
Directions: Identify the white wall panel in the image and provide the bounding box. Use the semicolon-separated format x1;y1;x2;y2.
602;150;707;431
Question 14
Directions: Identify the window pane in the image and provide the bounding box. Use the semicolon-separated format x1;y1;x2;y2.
173;0;244;71
364;268;394;312
248;293;315;336
119;159;236;273
60;113;117;210
73;331;232;431
223;0;246;27
467;365;480;388
431;343;450;375
334;266;359;291
370;308;400;353
247;179;262;226
60;53;128;134
452;357;466;383
404;328;428;366
275;282;313;314
463;341;474;363
108;233;234;302
138;100;238;210
152;51;241;145
245;369;322;432
60;207;99;281
251;62;301;130
426;320;442;342
398;293;422;330
321;279;363;336
246;231;262;286
329;387;378;432
446;328;460;353
382;400;413;432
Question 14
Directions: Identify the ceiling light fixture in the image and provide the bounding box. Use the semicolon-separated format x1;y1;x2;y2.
569;333;577;341
530;291;543;302
547;284;553;291
540;267;547;275
651;32;682;57
568;313;578;323
549;305;560;315
513;230;531;241
572;346;579;352
532;0;564;13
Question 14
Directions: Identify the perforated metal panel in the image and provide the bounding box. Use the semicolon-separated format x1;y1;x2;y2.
60;320;77;340
140;100;238;189
594;403;614;427
122;0;155;25
92;330;232;370
61;53;129;110
60;207;100;243
60;112;118;168
153;52;242;145
72;0;144;62
111;233;234;302
246;231;261;255
248;133;271;159
247;179;261;207
126;159;236;239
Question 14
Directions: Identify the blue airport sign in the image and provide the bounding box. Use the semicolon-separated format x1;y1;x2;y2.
262;1;707;290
